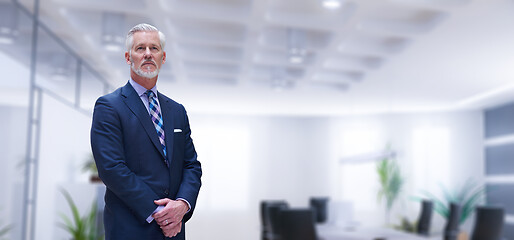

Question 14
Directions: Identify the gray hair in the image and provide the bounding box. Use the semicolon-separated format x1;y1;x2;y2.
125;23;166;52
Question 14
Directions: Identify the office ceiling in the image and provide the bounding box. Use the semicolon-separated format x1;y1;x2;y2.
2;0;514;115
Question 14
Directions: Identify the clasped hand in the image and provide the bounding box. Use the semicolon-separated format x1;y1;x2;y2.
153;198;189;238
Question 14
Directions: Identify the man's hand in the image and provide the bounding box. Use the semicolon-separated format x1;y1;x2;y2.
153;198;189;238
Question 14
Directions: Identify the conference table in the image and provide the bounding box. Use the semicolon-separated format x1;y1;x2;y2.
317;224;441;240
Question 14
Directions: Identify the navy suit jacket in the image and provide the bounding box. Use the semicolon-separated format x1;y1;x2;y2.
90;82;202;240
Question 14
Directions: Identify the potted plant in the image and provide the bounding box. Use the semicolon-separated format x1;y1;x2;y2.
376;154;404;225
0;222;10;240
393;216;416;233
0;208;11;240
58;189;104;240
416;179;485;239
82;154;101;183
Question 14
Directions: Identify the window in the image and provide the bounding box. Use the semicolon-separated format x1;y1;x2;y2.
337;125;383;211
193;124;250;211
412;127;450;193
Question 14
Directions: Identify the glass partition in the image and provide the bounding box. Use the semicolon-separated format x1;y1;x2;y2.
0;1;113;239
35;28;79;104
80;65;107;112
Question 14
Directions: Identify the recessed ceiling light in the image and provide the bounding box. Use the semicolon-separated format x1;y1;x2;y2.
102;12;125;52
0;36;13;44
287;28;306;64
322;0;342;9
289;55;303;64
289;47;306;64
104;44;122;52
0;3;18;45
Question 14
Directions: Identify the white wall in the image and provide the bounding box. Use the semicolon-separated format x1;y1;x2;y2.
0;105;28;240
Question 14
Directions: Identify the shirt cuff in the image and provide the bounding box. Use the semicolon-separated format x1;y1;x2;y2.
176;198;191;213
146;205;165;223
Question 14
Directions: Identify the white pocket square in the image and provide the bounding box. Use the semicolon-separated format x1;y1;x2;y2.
174;129;182;133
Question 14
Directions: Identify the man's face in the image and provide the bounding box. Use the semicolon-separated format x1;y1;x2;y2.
126;31;166;79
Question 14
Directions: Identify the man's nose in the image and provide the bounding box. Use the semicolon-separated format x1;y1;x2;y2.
143;48;152;58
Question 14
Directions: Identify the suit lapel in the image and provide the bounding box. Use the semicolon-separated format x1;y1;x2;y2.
121;83;165;159
158;92;174;164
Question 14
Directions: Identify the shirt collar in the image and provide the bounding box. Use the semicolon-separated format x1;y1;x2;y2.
129;78;158;98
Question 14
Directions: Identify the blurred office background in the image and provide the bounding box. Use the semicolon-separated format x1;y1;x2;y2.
1;0;514;239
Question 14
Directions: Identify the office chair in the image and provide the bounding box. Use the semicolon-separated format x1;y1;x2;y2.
279;208;318;240
309;197;329;223
416;200;433;236
444;203;462;240
470;206;504;240
260;200;289;240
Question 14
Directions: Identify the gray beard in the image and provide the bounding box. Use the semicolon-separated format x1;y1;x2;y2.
131;62;159;79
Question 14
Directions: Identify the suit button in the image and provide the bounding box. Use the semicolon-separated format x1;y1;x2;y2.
164;189;169;195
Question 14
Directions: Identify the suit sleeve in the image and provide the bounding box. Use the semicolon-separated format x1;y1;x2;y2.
90;96;160;221
176;106;202;222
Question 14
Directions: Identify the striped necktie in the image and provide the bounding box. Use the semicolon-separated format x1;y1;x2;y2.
146;90;168;167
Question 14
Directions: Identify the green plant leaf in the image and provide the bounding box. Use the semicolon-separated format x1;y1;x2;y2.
87;201;99;240
0;224;11;237
419;190;449;218
58;212;75;233
376;155;404;212
439;183;456;203
392;216;417;233
58;188;103;240
460;186;485;224
416;180;484;224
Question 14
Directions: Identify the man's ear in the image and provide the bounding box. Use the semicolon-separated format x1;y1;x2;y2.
125;51;131;65
162;51;166;64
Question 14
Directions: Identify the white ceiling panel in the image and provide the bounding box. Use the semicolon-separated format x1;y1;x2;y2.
2;0;514;115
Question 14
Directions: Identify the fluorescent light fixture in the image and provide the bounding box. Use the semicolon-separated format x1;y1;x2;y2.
104;44;122;52
271;68;294;91
102;12;125;52
0;36;14;44
289;47;305;63
271;77;294;91
50;72;68;82
288;28;306;64
289;56;303;63
0;3;18;45
322;0;342;9
50;53;73;81
340;150;396;164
